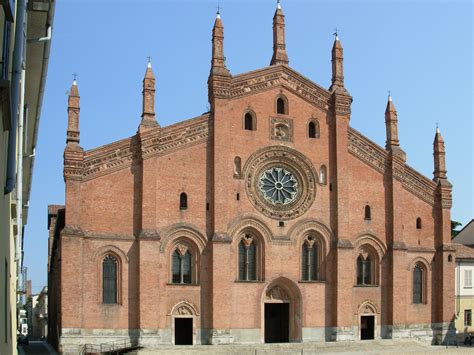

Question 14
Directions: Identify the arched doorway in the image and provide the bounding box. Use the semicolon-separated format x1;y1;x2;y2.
263;278;302;343
170;301;200;345
358;301;378;340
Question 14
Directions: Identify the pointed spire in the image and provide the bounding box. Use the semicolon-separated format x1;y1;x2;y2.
384;93;406;161
66;78;80;145
433;125;447;181
210;8;230;77
329;30;345;92
270;0;289;66
139;58;159;131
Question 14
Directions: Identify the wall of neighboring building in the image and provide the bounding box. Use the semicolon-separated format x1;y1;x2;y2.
455;260;474;335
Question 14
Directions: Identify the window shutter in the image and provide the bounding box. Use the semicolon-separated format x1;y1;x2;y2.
465;270;472;287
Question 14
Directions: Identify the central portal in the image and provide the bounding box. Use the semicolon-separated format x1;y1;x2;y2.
264;303;289;343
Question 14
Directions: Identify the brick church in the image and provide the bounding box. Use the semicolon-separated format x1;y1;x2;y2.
48;3;455;353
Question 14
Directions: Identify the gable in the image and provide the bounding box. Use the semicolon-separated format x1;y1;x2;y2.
348;127;437;206
229;65;332;113
81;114;209;181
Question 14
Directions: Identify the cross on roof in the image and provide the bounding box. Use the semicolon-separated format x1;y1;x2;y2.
333;28;338;37
147;56;152;64
72;73;78;81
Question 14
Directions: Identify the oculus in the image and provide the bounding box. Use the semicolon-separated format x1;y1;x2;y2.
243;146;317;220
259;167;298;205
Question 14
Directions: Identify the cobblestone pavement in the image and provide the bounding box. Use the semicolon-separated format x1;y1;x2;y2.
130;340;474;354
18;341;57;355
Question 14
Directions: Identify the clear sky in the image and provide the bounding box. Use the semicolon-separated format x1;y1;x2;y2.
24;0;472;293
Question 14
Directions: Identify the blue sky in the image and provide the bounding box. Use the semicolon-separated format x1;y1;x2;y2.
24;0;472;293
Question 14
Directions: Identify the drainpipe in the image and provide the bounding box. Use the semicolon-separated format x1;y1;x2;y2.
16;66;26;301
4;0;27;194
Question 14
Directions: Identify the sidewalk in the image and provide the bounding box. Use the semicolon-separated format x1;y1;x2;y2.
18;340;57;355
130;340;474;354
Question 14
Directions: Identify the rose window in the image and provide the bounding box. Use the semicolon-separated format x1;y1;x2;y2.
258;167;298;205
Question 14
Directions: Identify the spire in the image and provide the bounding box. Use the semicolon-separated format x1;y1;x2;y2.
384;93;406;161
385;92;399;148
329;31;345;92
433;126;447;181
210;9;230;77
270;0;289;66
66;78;80;145
139;58;159;131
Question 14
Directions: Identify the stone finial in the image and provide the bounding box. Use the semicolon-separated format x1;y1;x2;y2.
270;0;289;66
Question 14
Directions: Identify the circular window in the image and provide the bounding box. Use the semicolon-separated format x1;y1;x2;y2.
259;167;298;205
243;146;316;220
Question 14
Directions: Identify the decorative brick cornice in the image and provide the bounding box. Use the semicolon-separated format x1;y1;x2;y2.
229;66;331;111
348;128;437;206
61;224;84;237
80;114;209;181
64;146;84;181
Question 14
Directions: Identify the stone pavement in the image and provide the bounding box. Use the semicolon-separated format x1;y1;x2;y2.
128;340;474;354
18;340;57;355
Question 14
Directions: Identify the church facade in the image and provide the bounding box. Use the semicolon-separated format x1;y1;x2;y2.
48;4;455;354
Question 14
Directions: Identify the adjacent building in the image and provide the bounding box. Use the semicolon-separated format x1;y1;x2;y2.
0;1;55;353
48;4;455;354
453;220;474;338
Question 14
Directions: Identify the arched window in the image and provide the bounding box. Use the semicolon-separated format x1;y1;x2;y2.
301;239;318;281
234;156;242;177
180;192;187;210
356;252;375;286
416;218;422;229
276;97;287;114
238;235;257;281
172;248;192;284
103;255;118;304
364;205;371;220
308;121;319;138
244;112;255;131
319;165;327;185
413;263;424;304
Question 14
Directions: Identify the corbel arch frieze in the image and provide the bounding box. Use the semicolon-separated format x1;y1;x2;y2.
91;244;129;264
227;213;273;243
160;223;206;253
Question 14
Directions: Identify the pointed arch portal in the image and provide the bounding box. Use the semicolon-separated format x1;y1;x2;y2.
263;277;302;343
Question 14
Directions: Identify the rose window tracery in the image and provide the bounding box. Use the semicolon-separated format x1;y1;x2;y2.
259;167;298;205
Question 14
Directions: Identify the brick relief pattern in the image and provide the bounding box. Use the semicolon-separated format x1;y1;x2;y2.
348;128;437;205
81;115;209;181
230;66;330;111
